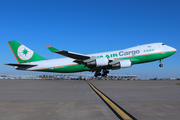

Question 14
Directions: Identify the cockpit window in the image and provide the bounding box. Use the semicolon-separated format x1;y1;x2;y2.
162;44;165;45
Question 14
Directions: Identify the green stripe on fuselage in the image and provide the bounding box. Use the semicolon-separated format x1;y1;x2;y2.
36;64;91;73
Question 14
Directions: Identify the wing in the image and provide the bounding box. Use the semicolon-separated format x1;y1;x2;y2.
46;46;90;60
46;46;101;70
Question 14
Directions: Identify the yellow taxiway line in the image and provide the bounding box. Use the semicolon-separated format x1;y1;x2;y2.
85;80;135;120
176;83;180;86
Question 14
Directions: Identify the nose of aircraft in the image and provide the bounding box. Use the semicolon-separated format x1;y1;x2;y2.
167;45;177;54
173;47;177;52
170;46;177;52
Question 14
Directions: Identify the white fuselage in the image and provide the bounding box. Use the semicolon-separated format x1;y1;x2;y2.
27;43;176;71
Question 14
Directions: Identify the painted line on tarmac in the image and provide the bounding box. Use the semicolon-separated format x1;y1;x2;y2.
85;80;137;120
176;83;180;86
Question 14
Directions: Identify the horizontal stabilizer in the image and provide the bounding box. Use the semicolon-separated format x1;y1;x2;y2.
5;63;37;70
46;46;90;60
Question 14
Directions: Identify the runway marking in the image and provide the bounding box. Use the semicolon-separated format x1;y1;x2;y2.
176;83;180;86
85;80;137;120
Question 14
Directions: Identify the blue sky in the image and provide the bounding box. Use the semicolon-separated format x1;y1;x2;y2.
0;0;179;78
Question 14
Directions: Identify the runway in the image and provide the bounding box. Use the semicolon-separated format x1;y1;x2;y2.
0;79;179;120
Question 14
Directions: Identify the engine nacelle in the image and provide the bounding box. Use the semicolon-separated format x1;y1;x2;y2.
86;58;132;69
111;59;132;70
87;57;109;67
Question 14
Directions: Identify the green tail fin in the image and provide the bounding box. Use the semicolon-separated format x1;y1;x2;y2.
7;40;47;63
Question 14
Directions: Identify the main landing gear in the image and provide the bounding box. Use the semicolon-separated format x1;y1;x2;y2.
94;69;109;77
102;69;109;77
94;70;101;77
159;59;163;67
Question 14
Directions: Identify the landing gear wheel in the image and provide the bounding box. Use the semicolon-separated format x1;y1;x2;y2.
94;73;101;77
102;74;107;77
159;64;163;67
94;70;102;77
102;69;109;77
159;59;163;67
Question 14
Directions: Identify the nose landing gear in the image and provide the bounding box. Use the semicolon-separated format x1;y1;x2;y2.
159;59;163;67
159;64;163;67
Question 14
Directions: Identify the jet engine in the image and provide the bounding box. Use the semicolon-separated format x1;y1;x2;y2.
111;59;132;70
87;57;109;67
86;57;132;70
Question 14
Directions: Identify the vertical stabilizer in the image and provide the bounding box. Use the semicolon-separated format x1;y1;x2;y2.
7;40;47;63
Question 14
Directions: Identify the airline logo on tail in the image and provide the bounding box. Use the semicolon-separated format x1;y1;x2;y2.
17;45;34;60
7;40;47;63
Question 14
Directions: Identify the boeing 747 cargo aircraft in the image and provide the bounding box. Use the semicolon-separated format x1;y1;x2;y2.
6;40;176;77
